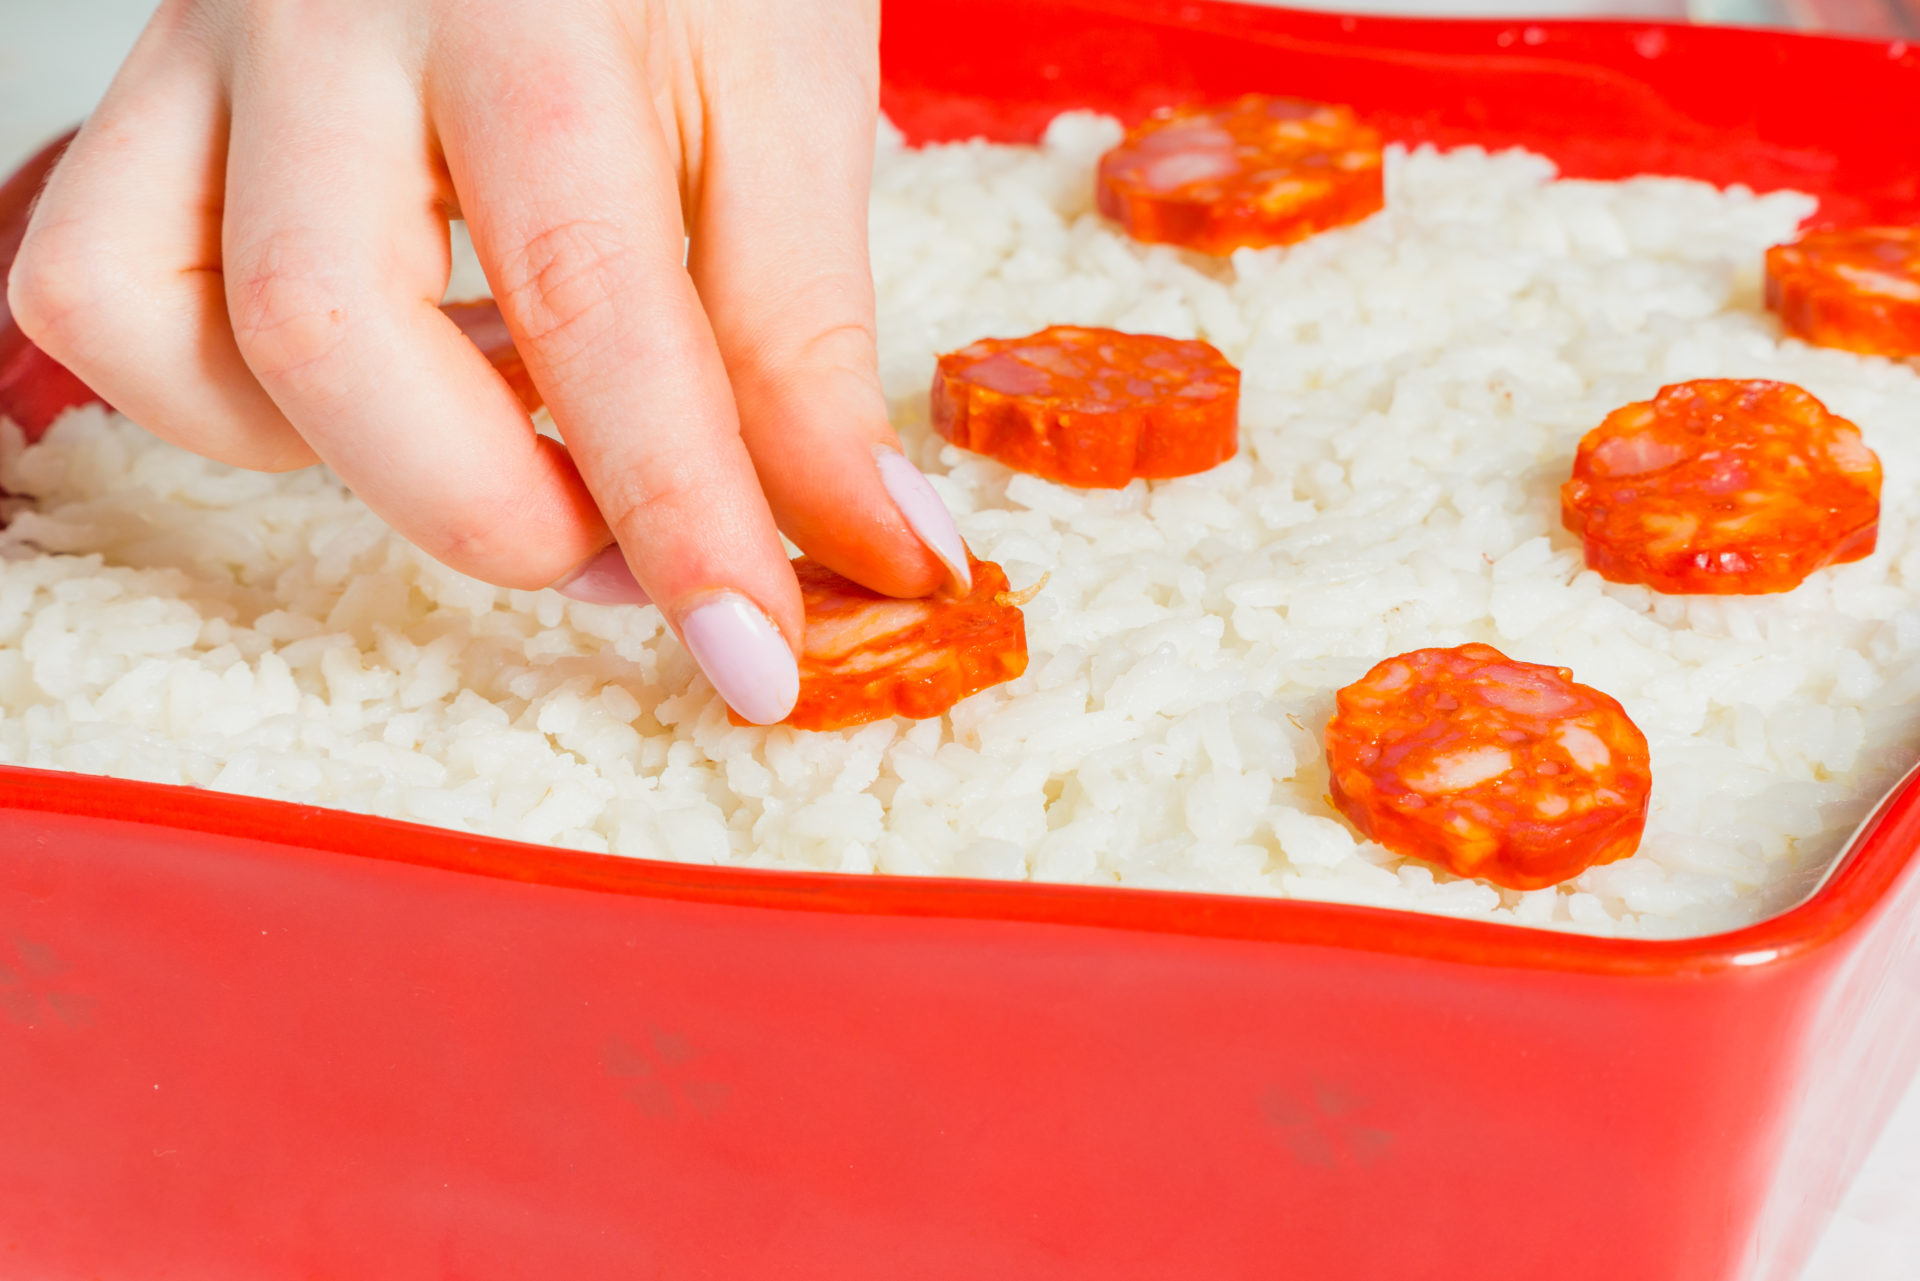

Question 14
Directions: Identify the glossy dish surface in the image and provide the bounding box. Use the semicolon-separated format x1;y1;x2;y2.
4;4;1920;1281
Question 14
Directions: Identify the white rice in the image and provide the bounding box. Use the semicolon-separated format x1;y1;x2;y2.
5;112;1920;938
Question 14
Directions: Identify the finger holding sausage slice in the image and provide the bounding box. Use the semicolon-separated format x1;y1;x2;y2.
1765;226;1920;359
1325;644;1653;892
734;553;1032;732
931;325;1239;488
685;0;963;604
1561;379;1881;596
1096;95;1384;255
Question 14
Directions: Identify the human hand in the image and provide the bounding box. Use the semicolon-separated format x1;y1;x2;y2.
7;0;971;725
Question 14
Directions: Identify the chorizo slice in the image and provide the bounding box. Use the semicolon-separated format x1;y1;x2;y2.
1765;227;1920;359
1325;643;1652;892
1095;95;1384;256
1560;379;1881;596
930;325;1239;488
730;554;1031;732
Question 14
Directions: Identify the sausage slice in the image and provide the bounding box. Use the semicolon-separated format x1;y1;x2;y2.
1095;95;1384;255
732;554;1031;732
1325;643;1653;891
931;325;1239;488
1561;380;1881;595
1766;227;1920;359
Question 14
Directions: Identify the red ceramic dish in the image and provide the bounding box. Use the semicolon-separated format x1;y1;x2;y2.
3;3;1920;1279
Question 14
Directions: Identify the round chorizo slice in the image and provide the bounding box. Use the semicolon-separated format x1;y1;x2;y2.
1560;380;1881;596
1095;95;1384;256
930;325;1239;488
1765;227;1920;359
730;553;1031;732
1325;644;1652;892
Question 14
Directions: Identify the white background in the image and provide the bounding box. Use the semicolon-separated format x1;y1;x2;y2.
2;1;1916;1276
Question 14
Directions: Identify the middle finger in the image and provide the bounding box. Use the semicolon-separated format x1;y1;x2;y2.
222;2;609;590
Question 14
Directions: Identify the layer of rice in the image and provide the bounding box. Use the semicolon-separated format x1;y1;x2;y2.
5;113;1920;938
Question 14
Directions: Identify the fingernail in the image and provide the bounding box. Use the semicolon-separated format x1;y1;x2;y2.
874;447;971;594
680;592;800;726
554;545;651;606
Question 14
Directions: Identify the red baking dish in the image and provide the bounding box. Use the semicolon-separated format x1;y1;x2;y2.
4;3;1920;1279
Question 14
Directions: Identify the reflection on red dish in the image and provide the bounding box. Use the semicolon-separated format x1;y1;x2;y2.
2;4;1919;1281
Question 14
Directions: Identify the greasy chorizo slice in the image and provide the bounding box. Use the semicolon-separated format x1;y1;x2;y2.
930;325;1239;488
1560;380;1881;596
1325;643;1652;892
1765;227;1920;359
730;554;1031;732
1095;95;1384;256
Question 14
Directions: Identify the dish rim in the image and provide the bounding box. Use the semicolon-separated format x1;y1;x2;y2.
7;0;1920;981
8;756;1917;979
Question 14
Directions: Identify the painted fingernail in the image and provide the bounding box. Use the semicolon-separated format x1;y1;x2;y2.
554;545;651;606
679;592;800;726
875;447;971;594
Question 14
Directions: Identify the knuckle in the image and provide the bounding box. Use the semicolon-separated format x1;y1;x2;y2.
792;317;879;377
7;221;118;356
735;316;880;413
598;453;709;541
425;511;525;585
418;483;559;591
490;218;639;374
225;230;357;381
724;266;879;387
